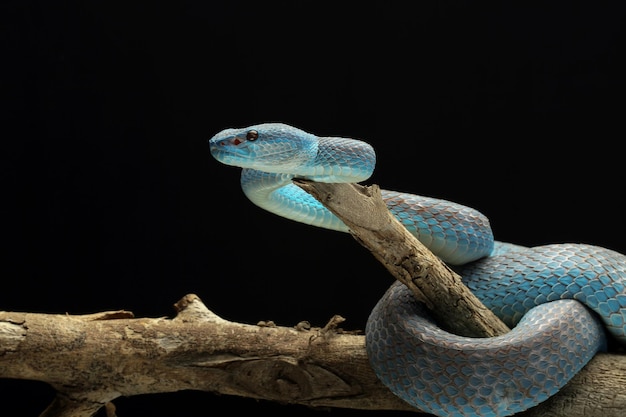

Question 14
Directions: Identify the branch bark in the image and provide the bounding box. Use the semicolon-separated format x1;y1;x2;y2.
1;182;625;416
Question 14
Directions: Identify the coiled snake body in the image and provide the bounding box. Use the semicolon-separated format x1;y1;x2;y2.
209;123;626;417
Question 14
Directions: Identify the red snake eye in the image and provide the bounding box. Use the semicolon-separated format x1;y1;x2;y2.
246;130;259;141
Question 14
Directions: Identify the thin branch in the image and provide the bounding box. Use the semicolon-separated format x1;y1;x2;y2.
294;179;510;337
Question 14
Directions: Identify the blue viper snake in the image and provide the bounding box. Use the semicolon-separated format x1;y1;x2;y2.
208;123;626;417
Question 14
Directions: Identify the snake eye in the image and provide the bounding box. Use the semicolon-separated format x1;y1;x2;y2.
246;130;259;141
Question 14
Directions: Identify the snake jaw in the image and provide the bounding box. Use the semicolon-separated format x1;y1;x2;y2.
208;137;249;167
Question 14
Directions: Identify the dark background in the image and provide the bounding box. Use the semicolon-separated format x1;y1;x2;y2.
2;1;625;416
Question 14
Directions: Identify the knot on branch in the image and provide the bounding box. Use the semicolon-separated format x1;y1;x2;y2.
232;359;355;402
173;294;226;323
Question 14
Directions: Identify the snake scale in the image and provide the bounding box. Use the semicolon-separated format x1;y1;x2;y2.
208;122;626;417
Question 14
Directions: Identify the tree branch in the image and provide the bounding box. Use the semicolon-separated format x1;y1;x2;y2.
0;295;418;416
1;295;625;417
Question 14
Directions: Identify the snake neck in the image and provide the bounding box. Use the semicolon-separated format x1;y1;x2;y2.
239;136;375;232
240;168;350;232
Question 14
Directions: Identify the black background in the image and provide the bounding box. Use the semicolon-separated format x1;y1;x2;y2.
2;1;626;416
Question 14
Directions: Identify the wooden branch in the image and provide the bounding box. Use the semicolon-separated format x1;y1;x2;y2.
294;180;510;338
1;295;625;417
1;181;625;416
0;295;418;417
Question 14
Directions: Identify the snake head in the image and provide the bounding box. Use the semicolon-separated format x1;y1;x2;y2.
208;123;319;174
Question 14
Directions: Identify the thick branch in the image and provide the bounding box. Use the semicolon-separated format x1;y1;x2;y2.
0;295;417;416
1;296;625;417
